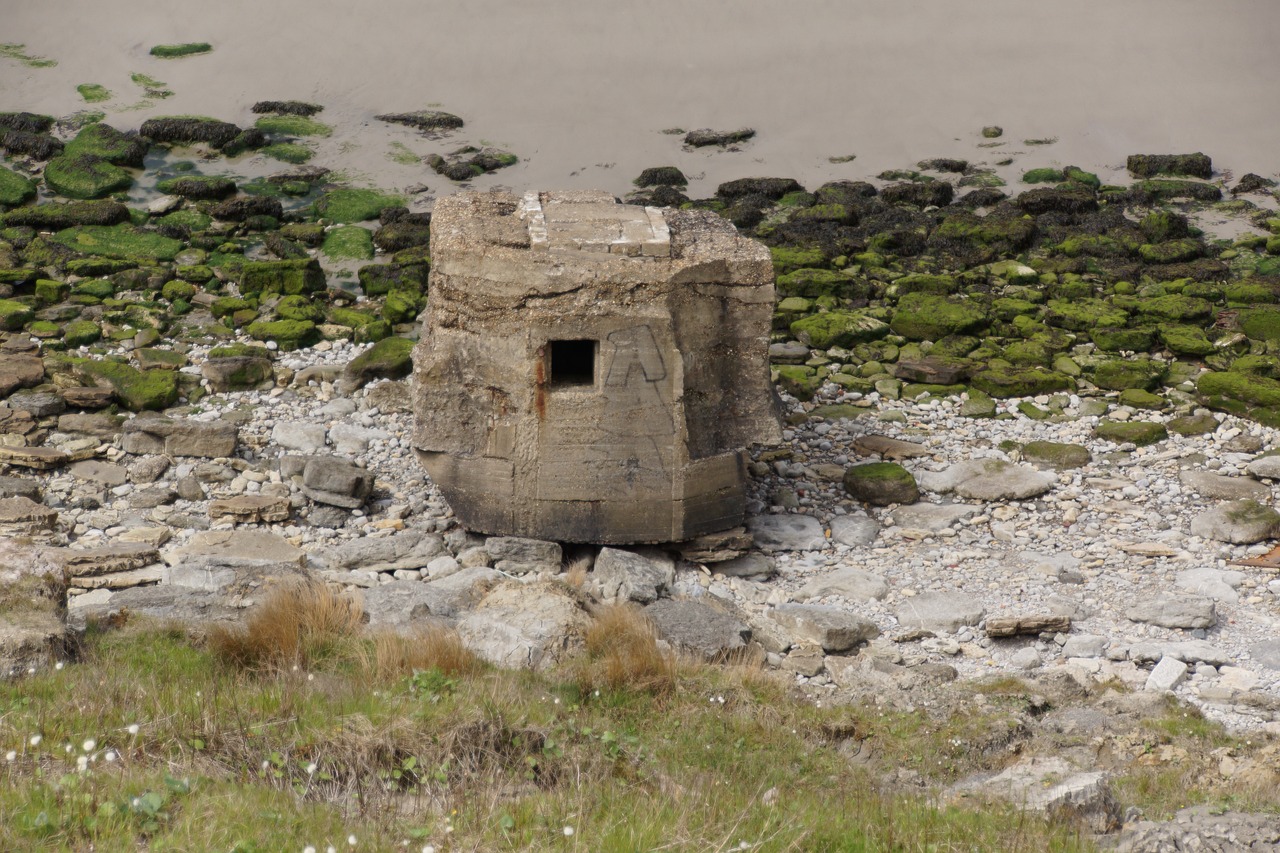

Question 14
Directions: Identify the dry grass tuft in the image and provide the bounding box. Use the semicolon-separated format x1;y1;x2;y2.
209;580;363;671
579;603;678;695
562;554;591;590
367;625;485;680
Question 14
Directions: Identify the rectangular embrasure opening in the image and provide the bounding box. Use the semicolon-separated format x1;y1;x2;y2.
549;339;597;388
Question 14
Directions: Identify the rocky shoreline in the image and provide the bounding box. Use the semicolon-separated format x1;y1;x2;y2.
3;105;1280;846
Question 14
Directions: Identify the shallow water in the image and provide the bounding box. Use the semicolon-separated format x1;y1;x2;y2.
4;0;1279;199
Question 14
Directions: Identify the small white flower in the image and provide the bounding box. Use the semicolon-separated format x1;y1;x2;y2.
64;744;72;753
83;739;96;752
348;836;357;846
127;724;140;736
307;673;315;682
105;751;117;762
76;755;88;771
262;760;270;770
5;750;16;761
55;662;64;670
306;762;317;774
327;847;336;853
27;667;35;675
422;847;436;853
303;847;316;853
28;735;40;747
563;826;575;837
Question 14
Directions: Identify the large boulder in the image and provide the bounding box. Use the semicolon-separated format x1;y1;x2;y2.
455;581;590;669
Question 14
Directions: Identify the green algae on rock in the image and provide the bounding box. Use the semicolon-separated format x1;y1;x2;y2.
149;42;212;59
76;359;178;410
53;225;182;261
43;155;133;199
1094;420;1168;447
254;115;332;137
843;462;919;506
312;189;405;224
0;165;36;207
322;226;375;261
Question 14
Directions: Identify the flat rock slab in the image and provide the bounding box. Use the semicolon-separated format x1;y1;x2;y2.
165;529;305;567
0;445;69;470
1175;567;1244;604
122;415;239;458
852;434;930;460
1179;469;1270;501
57;543;160;578
1108;805;1280;853
1128;640;1231;667
1245;456;1280;480
272;421;327;452
677;527;753;563
1126;595;1216;629
0;353;44;397
0;475;41;500
69;460;127;486
485;536;562;573
0;495;57;531
746;514;826;551
208;495;291;524
645;598;752;661
895;591;985;633
828;515;880;546
1021;441;1091;470
73;565;166;590
709;553;775;579
927;459;1056;501
798;566;889;602
1189;500;1280;544
886;502;980;533
302;457;374;508
953;756;1119;833
317;528;446;572
768;604;879;652
985;614;1071;637
1249;640;1280;671
1146;656;1189;692
456;581;590;670
362;568;502;628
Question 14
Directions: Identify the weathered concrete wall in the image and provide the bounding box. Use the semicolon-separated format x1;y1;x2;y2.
412;190;780;544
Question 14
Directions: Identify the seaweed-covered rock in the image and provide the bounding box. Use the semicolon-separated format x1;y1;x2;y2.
43;155;133;199
140;116;242;149
970;367;1071;398
340;336;415;392
890;292;987;341
156;175;237;200
312;188;404;223
210;195;283;221
881;181;953;208
53;225;182;261
0;298;33;330
1135;294;1213;322
634;166;686;187
776;268;871;301
1044;298;1127;332
246;319;319;351
1022;441;1091;469
1094;420;1168;447
684;128;755;147
1092;358;1166;391
1232;173;1277;195
843;462;919;506
929;211;1036;257
1158;325;1215;356
716;177;803;200
1139;239;1203;264
252;100;323;116
0;112;55;133
237;259;325;296
372;221;431;252
358;261;429;297
1015;186;1097;215
63;123;149;168
1131;180;1222;203
77;360;178;411
375;110;464;132
1126;153;1212;179
1139;210;1190;243
426;147;518;181
0;129;63;160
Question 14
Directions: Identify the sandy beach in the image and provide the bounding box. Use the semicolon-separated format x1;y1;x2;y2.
4;0;1279;198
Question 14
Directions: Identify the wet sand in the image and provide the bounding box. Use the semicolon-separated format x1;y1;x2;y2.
3;0;1279;199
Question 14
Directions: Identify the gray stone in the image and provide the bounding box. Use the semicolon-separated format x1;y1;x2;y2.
895;591;985;633
1126;595;1217;629
956;756;1120;833
886;502;980;533
329;423;388;454
1179;469;1270;501
828;514;880;546
201;356;274;392
165;530;305;567
128;456;170;484
939;459;1056;501
1245;455;1280;480
709;553;775;579
485;537;562;573
69;460;127;486
1107;805;1280;853
412;190;781;544
746;514;826;551
301;457;374;508
362;568;502;629
768;604;879;652
1175;567;1244;604
318;529;446;572
1061;634;1108;658
175;476;205;501
56;543;160;578
1189;500;1280;544
1128;640;1231;667
0;539;71;674
271;421;327;452
7;389;64;417
851;434;930;460
1249;640;1280;671
0;475;41;501
645;598;752;660
122;415;239;458
456;581;590;669
768;341;809;364
1009;647;1042;669
57;413;123;440
1146;656;1189;692
130;486;177;508
208;495;291;524
588;547;674;604
798;566;889;602
0;496;57;532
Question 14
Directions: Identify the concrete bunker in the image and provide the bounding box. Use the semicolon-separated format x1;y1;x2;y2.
412;190;782;544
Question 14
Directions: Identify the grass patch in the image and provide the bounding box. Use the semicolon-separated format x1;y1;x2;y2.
254;115;332;138
149;42;212;59
76;83;111;103
0;612;1096;852
321;225;374;261
0;43;56;67
387;142;421;165
313;188;405;223
261;142;313;164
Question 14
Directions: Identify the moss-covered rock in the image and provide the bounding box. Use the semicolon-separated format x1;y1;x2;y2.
253;115;332;137
140;116;240;149
53;225;182;261
1134;294;1213;322
1126;153;1212;179
63;123;148;168
1139;239;1203;264
1088;326;1154;353
790;311;889;349
63;319;101;347
341;335;415;390
1094;420;1168;447
889;292;988;341
929;211;1035;255
33;278;67;304
245;319;320;351
238;259;325;296
1167;413;1219;436
210;296;253;319
322;225;375;260
770;246;827;275
357;261;428;297
1043;298;1128;332
1022;440;1091;469
1133;179;1222;202
156;175;236;200
775;365;821;401
970;366;1071;398
160;280;196;302
843;462;919;506
1224;282;1280;306
1091;358;1166;391
149;42;213;59
312;188;406;223
775;268;868;300
77;359;178;410
0;164;37;206
274;295;325;322
1022;168;1064;184
1238;308;1280;343
43;154;133;199
2;200;131;230
0;298;34;330
1139;210;1190;243
382;290;423;325
135;348;187;371
1158;325;1216;356
372;221;431;253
